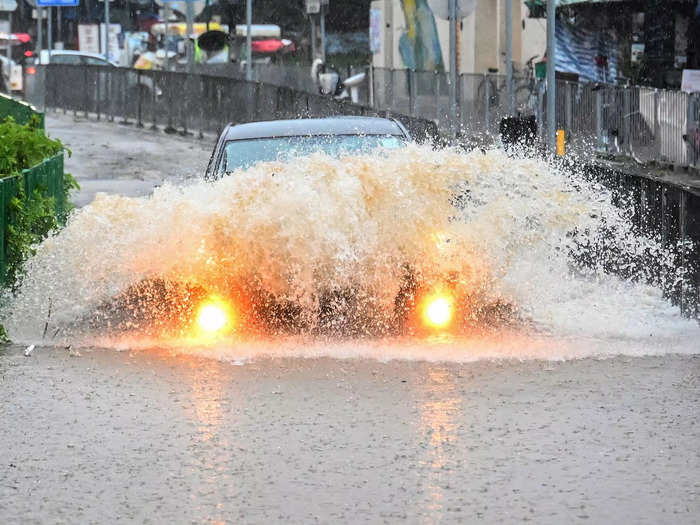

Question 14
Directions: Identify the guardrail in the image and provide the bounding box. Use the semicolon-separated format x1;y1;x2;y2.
37;64;438;143
0;92;45;129
34;64;699;319
0;152;65;284
370;67;700;171
587;163;699;320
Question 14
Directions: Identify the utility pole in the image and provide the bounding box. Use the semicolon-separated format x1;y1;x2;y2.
546;0;556;153
47;6;52;58
7;12;11;62
37;6;43;53
505;0;513;115
185;0;194;71
164;4;169;71
246;0;252;81
319;7;326;63
104;0;110;61
448;0;457;138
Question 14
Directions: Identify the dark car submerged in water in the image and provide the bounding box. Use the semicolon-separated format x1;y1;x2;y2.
98;117;513;339
204;116;410;179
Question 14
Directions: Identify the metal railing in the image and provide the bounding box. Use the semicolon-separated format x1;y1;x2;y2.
153;63;700;171
32;64;700;319
370;67;700;170
37;64;438;142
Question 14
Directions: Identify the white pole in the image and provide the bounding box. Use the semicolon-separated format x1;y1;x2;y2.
546;0;556;153
186;0;194;71
104;0;110;61
37;7;43;54
47;7;52;58
164;4;169;71
246;0;252;81
448;0;457;138
7;12;12;62
320;8;326;63
505;0;513;115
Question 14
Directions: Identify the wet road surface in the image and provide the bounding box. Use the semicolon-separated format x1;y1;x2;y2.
1;346;698;524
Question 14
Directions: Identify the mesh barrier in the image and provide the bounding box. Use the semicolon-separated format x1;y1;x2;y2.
42;64;438;142
0;153;65;283
0;93;44;128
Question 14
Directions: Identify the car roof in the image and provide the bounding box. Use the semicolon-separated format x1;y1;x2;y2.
223;117;407;141
39;50;117;65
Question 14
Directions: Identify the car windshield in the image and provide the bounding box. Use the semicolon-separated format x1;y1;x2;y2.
222;134;404;172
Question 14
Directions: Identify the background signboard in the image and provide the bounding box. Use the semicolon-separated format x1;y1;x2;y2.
0;0;17;11
681;69;700;93
78;24;99;54
37;0;79;6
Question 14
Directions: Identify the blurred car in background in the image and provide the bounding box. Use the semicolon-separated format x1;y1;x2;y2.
24;50;160;109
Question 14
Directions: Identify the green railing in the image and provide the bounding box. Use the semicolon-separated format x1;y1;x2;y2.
0;153;65;282
0;93;45;129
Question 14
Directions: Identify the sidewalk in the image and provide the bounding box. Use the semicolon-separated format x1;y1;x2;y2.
45;112;214;207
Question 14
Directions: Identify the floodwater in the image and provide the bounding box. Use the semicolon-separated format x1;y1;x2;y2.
1;117;699;523
1;346;698;523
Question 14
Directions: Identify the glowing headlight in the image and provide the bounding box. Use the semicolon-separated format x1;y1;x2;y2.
422;295;453;329
196;299;231;333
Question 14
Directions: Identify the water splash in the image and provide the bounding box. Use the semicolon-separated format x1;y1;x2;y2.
3;145;698;359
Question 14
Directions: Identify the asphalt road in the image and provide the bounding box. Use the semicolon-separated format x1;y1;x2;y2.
1;345;698;524
45;112;213;207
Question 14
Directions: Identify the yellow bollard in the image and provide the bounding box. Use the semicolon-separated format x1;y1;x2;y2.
556;129;565;156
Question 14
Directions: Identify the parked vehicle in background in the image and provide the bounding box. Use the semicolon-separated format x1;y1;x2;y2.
24;50;159;107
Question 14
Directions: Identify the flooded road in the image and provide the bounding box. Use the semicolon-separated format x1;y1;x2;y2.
1;345;698;524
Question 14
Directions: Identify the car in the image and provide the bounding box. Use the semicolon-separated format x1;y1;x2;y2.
99;117;478;339
205;116;410;180
24;50;158;109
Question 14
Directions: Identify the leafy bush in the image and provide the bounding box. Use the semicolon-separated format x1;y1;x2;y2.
0;115;78;288
0;115;63;177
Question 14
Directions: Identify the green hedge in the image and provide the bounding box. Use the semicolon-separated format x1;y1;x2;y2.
0;93;44;130
0;100;75;288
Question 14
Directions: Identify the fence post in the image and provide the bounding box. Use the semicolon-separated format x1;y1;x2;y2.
136;70;143;128
150;71;158;131
83;66;88;118
595;89;603;151
484;74;491;134
679;190;687;315
623;87;632;156
434;71;441;122
96;68;101;121
368;64;375;108
565;82;572;133
165;72;176;134
409;69;416;117
653;89;660;161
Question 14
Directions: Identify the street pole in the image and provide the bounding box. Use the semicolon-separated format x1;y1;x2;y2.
448;0;457;138
164;4;169;71
104;0;110;61
47;7;52;58
246;0;252;81
546;0;556;153
505;0;513;116
37;7;43;53
7;13;12;62
310;15;316;61
185;0;194;71
320;7;326;63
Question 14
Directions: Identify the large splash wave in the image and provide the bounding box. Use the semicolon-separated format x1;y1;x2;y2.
3;145;698;359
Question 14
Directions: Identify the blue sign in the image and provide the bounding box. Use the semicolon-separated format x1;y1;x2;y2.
36;0;79;6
